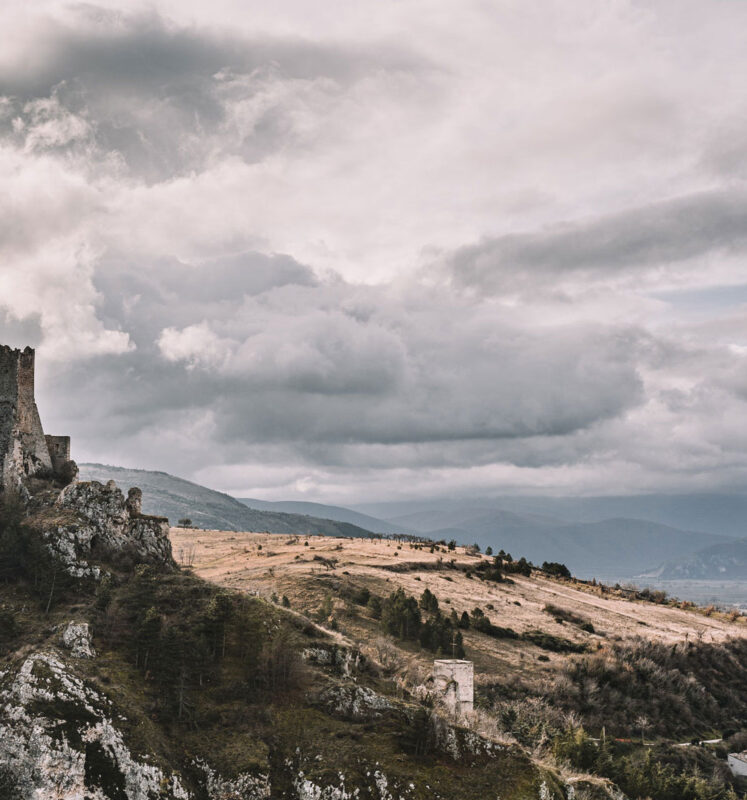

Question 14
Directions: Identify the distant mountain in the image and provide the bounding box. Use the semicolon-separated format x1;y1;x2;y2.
374;503;733;580
238;498;413;536
641;538;747;580
79;464;377;539
355;493;747;537
387;506;559;535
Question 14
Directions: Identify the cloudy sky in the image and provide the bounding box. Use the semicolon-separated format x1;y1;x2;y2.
1;0;746;503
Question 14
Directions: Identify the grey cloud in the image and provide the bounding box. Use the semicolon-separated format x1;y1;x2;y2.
0;310;43;350
449;189;747;293
41;270;646;477
0;7;427;181
92;251;318;345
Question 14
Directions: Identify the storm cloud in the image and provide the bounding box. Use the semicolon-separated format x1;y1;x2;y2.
1;1;747;502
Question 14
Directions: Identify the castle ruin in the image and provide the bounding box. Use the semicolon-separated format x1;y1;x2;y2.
433;659;474;717
0;345;74;491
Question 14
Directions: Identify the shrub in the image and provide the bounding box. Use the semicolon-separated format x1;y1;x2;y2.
542;561;572;579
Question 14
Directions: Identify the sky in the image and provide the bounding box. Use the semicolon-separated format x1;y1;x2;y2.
1;0;746;503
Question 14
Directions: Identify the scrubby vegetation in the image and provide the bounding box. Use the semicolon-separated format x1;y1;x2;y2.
548;637;747;739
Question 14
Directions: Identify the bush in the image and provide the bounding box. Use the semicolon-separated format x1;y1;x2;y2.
520;630;587;653
542;561;572;579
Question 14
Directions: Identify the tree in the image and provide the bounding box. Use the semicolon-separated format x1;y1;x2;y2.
381;588;421;640
419;588;439;613
447;540;457;551
177;518;193;528
367;595;382;619
635;714;650;744
459;611;470;629
485;546;493;556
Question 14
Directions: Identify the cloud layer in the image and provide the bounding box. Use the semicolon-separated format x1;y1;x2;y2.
1;1;746;502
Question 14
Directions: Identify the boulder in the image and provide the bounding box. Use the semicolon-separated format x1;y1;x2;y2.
60;621;95;659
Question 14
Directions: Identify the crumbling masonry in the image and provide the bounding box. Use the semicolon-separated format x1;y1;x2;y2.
0;345;74;490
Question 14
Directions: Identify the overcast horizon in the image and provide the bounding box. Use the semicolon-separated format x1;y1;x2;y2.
2;1;747;504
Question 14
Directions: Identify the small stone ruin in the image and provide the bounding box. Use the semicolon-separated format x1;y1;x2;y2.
433;659;474;716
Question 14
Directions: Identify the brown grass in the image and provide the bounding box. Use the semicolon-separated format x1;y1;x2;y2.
169;528;746;688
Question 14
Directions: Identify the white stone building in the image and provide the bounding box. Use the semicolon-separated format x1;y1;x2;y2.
433;659;474;716
728;751;747;778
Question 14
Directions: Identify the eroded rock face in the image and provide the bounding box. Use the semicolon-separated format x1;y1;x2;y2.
0;651;189;800
45;480;174;576
315;684;394;721
61;622;95;659
195;757;271;800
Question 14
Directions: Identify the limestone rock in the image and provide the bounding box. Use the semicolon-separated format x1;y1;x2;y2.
50;480;174;573
126;486;143;516
61;621;95;659
315;684;394;721
0;651;189;799
195;757;271;800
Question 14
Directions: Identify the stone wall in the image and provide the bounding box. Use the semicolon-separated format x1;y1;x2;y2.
433;659;474;716
45;435;71;472
0;344;70;489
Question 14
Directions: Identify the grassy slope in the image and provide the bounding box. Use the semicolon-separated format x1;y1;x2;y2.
0;550;565;800
170;529;747;733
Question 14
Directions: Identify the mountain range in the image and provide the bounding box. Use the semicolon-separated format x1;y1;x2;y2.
79;464;743;584
640;538;747;581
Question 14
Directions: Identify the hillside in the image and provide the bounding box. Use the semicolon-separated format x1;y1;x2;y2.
0;479;608;800
642;538;747;580
79;464;377;539
170;528;746;687
168;525;747;799
2;473;746;799
238;497;414;536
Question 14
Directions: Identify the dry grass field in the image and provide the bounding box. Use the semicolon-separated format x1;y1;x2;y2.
170;528;747;691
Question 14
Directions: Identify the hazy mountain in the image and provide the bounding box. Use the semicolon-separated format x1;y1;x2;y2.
355;493;747;537
238;498;413;536
387;506;559;534
79;464;377;539
372;503;733;580
642;538;747;580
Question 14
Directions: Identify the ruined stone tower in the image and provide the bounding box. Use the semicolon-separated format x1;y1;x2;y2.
0;345;71;490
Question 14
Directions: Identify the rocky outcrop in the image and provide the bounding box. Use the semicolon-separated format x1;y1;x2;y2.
0;651;189;799
302;644;367;677
315;684;395;721
194;758;271;800
60;621;96;659
37;480;174;578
